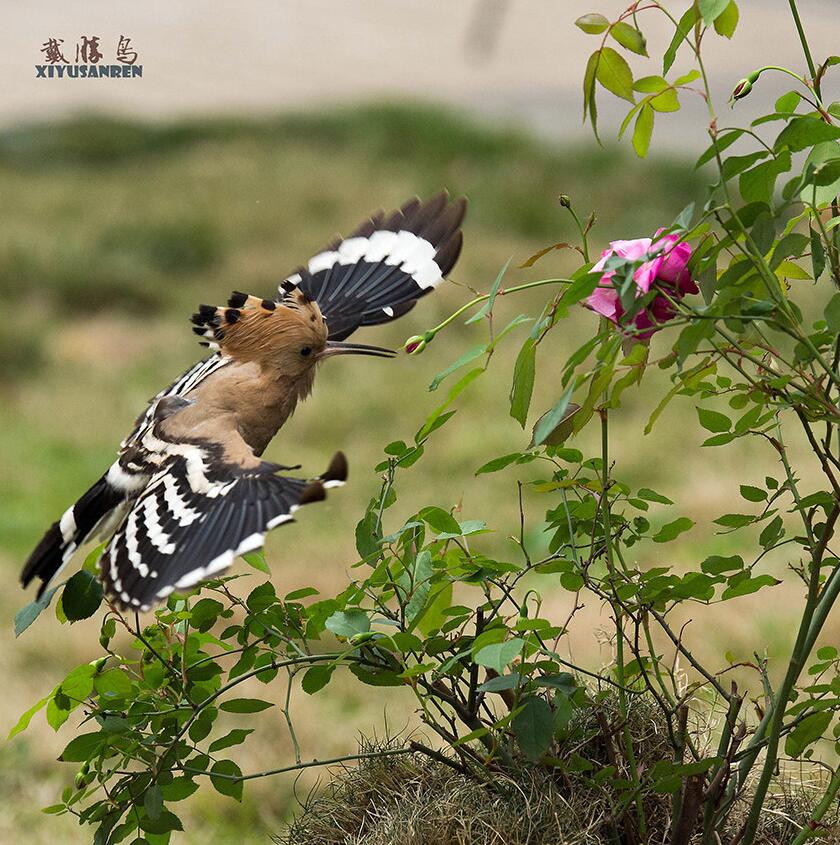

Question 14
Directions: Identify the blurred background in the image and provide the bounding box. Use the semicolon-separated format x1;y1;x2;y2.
1;1;838;842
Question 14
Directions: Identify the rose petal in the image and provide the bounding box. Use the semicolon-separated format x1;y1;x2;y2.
586;284;620;322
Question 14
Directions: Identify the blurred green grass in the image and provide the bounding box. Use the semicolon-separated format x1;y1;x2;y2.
0;104;824;844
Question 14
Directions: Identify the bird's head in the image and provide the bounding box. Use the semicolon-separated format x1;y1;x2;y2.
191;289;395;379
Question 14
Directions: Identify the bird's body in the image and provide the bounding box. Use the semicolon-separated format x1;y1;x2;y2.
22;193;466;611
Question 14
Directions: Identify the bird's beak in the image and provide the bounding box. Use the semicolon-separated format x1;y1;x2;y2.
317;340;397;360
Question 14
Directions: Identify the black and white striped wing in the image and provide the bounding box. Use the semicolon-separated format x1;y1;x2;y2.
121;353;232;450
101;451;347;611
280;192;466;341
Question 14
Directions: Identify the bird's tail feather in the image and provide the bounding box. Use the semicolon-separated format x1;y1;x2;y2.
21;474;123;598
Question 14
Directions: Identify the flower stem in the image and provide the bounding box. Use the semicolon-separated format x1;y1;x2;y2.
786;0;820;98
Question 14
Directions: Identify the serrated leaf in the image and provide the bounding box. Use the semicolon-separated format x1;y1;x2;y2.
699;0;730;24
713;1;739;37
242;550;270;574
739;485;767;502
596;47;635;102
701;554;744;575
721;574;780;600
59;731;106;762
652;518;694;543
775;117;840;153
208;729;254;753
785;712;832;757
610;22;647;56
325;609;370;639
697;407;731;433
474;639;524;674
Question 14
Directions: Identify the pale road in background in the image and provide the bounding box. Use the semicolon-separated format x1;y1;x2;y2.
1;0;838;150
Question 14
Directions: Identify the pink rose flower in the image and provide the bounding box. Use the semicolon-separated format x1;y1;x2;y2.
586;232;695;339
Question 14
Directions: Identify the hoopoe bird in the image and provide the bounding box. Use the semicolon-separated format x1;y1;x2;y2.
21;192;466;612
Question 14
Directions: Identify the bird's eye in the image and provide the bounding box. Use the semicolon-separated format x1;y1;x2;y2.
300;346;312;357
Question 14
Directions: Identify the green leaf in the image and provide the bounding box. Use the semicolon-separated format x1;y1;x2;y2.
652;518;694;543
638;488;673;505
325;609;370;639
701;554;744;575
721;574;779;600
512;697;554;761
632;104;654;158
825;294;840;332
775;91;800;114
758;516;784;550
355;508;381;561
532;385;577;447
476;452;529;475
161;777;199;802
429;345;485;391
596;47;635;103
218;698;274;714
301;664;335;695
14;585;60;637
94;669;133;702
465;259;510;325
474;639;525;674
8;694;51;739
144;785;163;822
420;506;462;535
633;75;668;93
697;407;731;433
242;550;270;574
714;513;755;528
61;571;103;622
246;582;277;614
208;729;254;753
775;117;840;153
713;1;739;37
785;711;832;757
739;485;767;502
583;50;600;134
509;338;536;427
811;228;826;280
610;22;647;56
140;810;183;834
740;157;791;205
59;731;106;762
699;0;730;25
575;13;610;34
190;598;224;632
663;6;697;74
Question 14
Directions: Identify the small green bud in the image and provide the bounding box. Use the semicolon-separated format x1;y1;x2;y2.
559;194;572;208
88;657;108;673
404;334;430;355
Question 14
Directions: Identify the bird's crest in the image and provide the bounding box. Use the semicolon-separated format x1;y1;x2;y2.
190;289;327;362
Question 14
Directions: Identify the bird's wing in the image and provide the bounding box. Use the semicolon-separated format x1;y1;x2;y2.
279;191;466;341
121;353;233;451
101;410;347;610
